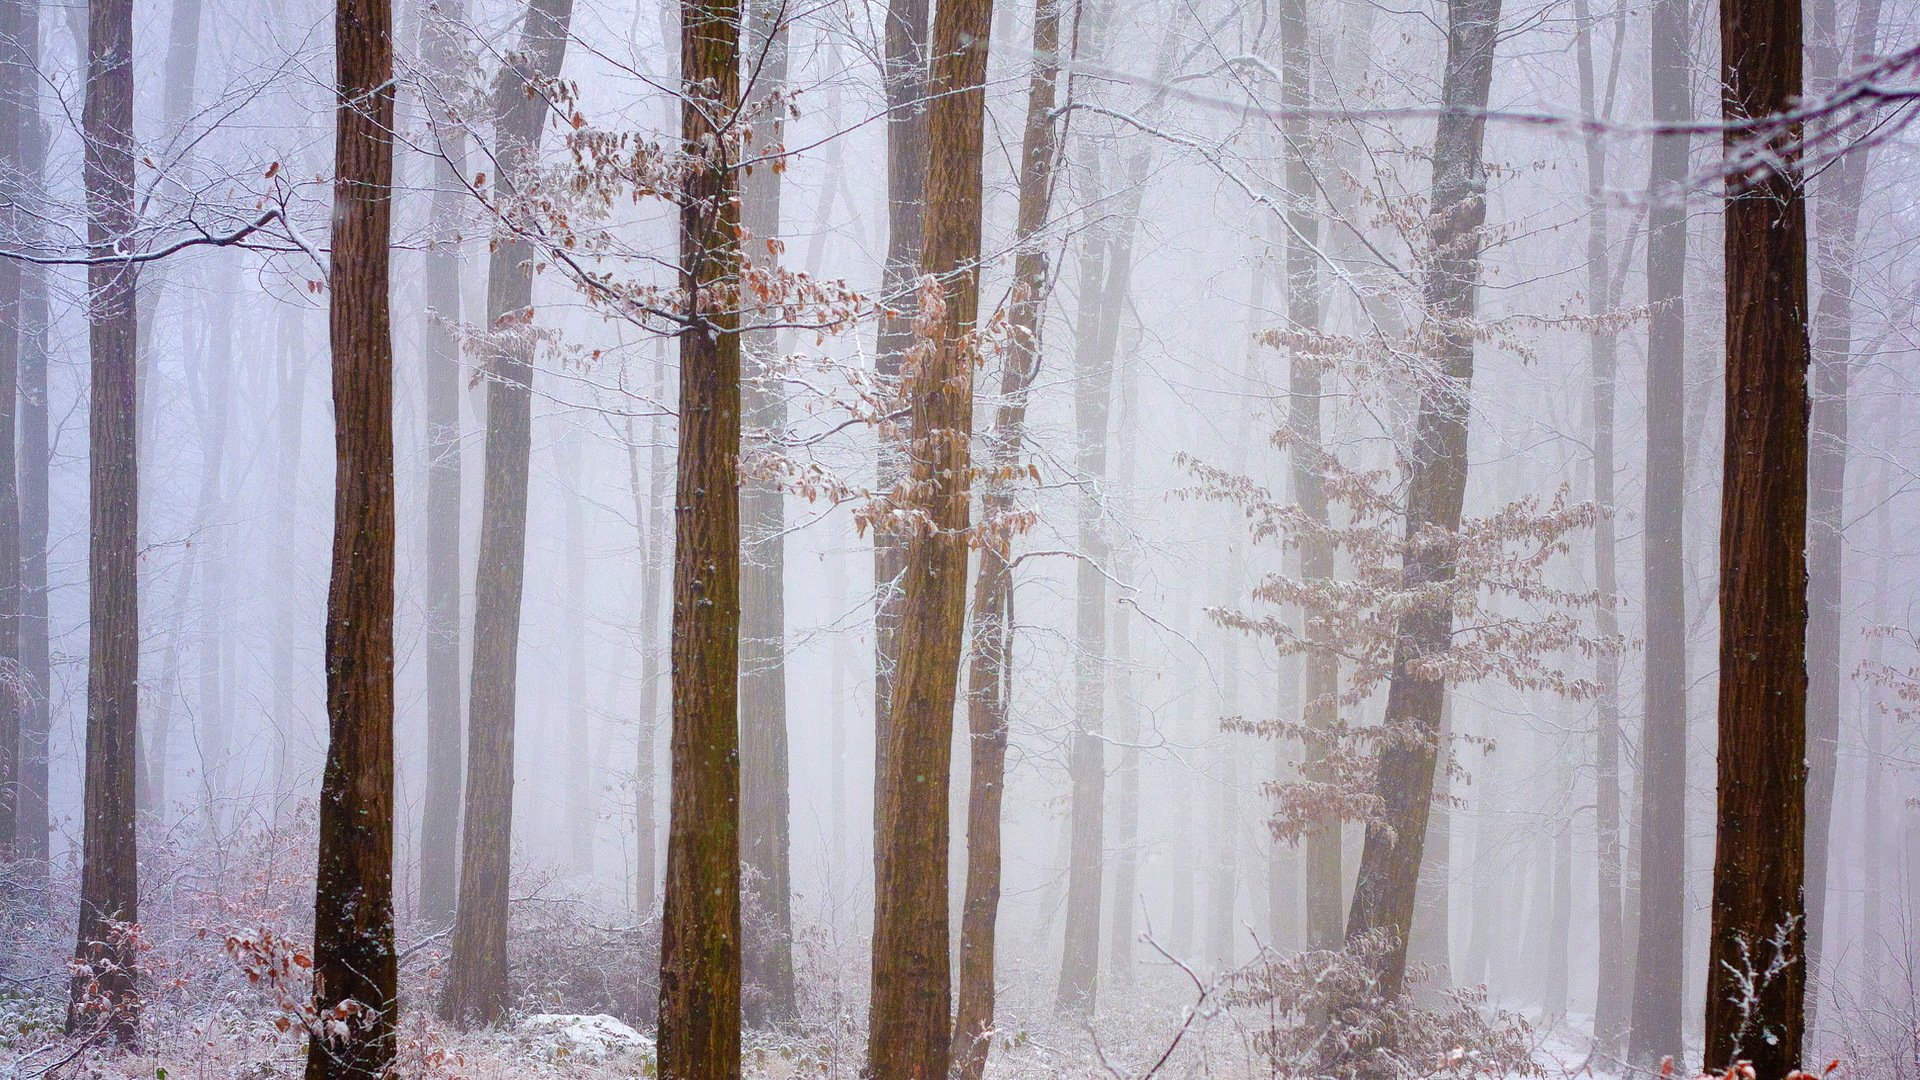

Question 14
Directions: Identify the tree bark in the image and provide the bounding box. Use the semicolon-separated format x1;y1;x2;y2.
1629;0;1691;1062
417;0;469;932
67;0;141;1045
654;0;744;1075
952;2;1061;1070
1703;0;1810;1073
739;0;795;1028
866;0;992;1074
1339;0;1499;1010
442;0;574;1026
304;1;400;1074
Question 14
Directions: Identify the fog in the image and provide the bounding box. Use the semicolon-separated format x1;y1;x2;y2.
1;0;1916;1076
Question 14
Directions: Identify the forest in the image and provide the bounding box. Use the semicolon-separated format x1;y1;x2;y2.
0;0;1909;1076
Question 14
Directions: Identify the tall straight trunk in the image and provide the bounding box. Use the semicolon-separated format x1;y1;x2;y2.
739;0;795;1028
866;0;992;1074
305;0;399;1073
442;0;574;1026
1108;333;1143;976
67;0;141;1045
1209;630;1240;970
1575;0;1628;1055
561;434;592;874
1279;0;1340;954
628;353;669;916
953;2;1061;1070
270;306;309;818
871;0;929;854
0;0;26;866
1704;0;1810;1073
1057;138;1119;1022
17;7;52;879
1630;0;1691;1062
1547;756;1574;1015
655;0;744;1074
418;0;469;932
1801;0;1880;1041
1339;0;1499;1008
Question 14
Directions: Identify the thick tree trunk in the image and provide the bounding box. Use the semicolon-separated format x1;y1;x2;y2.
866;1;992;1074
952;2;1061;1069
304;1;400;1074
654;1;744;1075
1703;0;1810;1074
739;0;795;1028
1575;0;1628;1055
418;0;469;932
442;0;574;1026
871;0;929;857
1629;0;1691;1062
1339;0;1499;1010
67;0;141;1045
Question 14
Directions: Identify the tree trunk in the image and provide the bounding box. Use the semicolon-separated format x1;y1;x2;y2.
1703;0;1810;1073
417;0;469;933
304;1;400;1074
442;0;574;1026
67;0;141;1045
866;1;992;1074
1339;0;1499;1010
625;391;666;916
1629;0;1691;1062
17;16;52;881
739;0;795;1028
1409;697;1452;991
871;0;929;862
0;0;27;869
1548;756;1574;1015
560;434;593;875
952;2;1061;1069
654;0;744;1075
270;305;310;824
1801;0;1880;1046
1277;0;1341;956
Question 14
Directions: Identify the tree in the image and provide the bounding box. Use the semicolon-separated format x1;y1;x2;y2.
442;0;576;1026
1277;0;1341;955
867;0;993;1074
1339;0;1501;1006
417;0;471;932
1703;0;1810;1071
1629;0;1691;1061
953;0;1062;1070
67;0;142;1046
739;0;796;1027
305;0;400;1073
655;0;744;1073
871;0;929;866
14;0;51;886
1574;0;1629;1054
0;0;27;868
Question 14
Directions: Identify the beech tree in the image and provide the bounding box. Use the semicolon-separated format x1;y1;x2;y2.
442;0;577;1027
867;0;993;1075
655;0;745;1074
67;0;142;1045
304;0;399;1073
